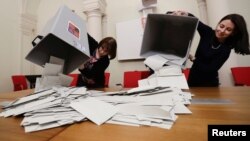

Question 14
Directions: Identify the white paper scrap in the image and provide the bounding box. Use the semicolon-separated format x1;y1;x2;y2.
70;97;118;125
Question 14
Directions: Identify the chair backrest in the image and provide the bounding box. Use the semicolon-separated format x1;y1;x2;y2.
104;72;110;87
68;73;79;87
11;75;28;91
141;70;151;79
231;67;250;86
123;70;150;88
182;68;190;80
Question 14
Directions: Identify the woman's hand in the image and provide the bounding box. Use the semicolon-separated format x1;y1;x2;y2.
86;78;95;85
78;63;85;70
188;54;195;62
78;56;97;70
81;76;96;85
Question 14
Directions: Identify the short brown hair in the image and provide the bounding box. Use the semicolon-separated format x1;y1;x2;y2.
98;37;117;60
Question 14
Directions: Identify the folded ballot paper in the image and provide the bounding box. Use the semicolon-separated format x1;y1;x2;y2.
26;5;90;74
0;86;193;132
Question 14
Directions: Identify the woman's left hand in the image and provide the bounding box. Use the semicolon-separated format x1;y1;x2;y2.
78;63;85;70
86;78;95;85
188;54;195;62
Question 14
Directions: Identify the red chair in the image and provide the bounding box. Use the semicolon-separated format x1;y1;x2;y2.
123;70;150;88
141;70;151;79
68;74;79;87
11;75;28;91
182;68;190;80
231;67;250;86
104;72;110;87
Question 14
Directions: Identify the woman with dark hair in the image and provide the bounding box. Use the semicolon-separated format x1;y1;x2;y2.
77;34;117;88
169;11;250;87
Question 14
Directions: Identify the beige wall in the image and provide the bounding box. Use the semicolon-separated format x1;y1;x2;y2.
0;0;250;93
226;0;250;85
0;0;22;93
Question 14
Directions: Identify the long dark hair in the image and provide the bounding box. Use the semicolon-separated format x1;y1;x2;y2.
219;14;250;55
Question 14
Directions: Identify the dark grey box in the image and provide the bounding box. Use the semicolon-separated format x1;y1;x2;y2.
140;14;198;62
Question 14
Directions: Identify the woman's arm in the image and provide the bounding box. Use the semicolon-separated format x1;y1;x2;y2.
87;33;99;55
166;11;212;37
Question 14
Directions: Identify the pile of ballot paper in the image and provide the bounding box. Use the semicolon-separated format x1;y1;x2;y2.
0;84;192;132
0;53;193;133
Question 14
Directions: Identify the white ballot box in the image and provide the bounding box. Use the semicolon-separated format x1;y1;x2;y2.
26;5;90;74
140;14;198;66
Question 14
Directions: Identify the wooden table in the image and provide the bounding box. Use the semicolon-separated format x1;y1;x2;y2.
0;89;67;141
0;87;250;141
